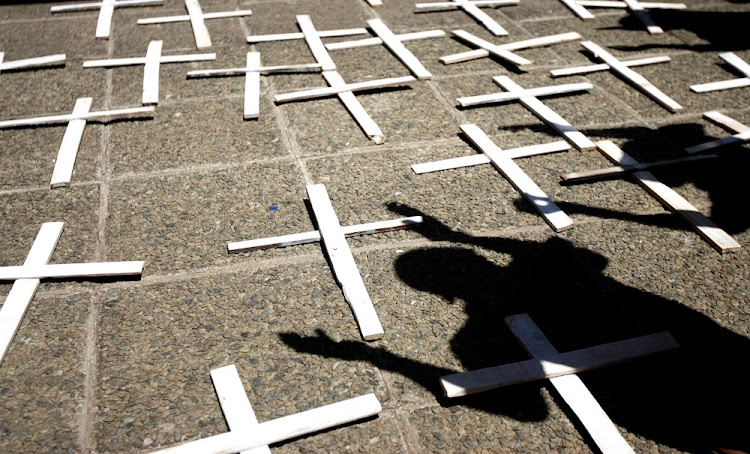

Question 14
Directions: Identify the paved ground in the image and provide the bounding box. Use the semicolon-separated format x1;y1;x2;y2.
1;0;749;452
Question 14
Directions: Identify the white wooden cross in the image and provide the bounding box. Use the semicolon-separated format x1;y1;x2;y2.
0;222;144;368
573;0;686;33
0;52;66;74
149;364;381;454
439;30;582;69
441;313;679;454
414;0;519;36
187;52;322;120
324;19;445;79
228;184;424;341
690;53;750;93
0;98;154;188
595;141;741;253
685;111;750;154
137;0;253;50
83;40;215;105
251;15;415;144
50;0;163;40
412;124;575;232
457;75;597;151
550;41;682;113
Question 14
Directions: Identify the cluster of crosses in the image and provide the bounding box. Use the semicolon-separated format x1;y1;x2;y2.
1;0;747;452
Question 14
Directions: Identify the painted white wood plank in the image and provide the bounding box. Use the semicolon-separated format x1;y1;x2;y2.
210;365;271;454
461;124;573;231
185;0;212;49
684;130;750;154
0;222;63;367
581;41;682;112
703;111;750;134
559;0;596;19
95;0;116;39
367;19;432;79
506;314;636;454
83;53;215;67
0;54;66;73
720;52;750;77
412;141;571;173
325;30;445;51
307;184;384;340
187;63;321;77
621;0;663;34
560;154;718;183
228;216;423;252
441;31;581;64
449;29;532;67
597;140;741;253
275;76;415;103
50;97;93;188
247;28;368;43
142;40;163;105
415;0;519;10
690;78;750;93
576;0;685;8
0;106;154;128
244;52;260;120
457;81;593;106
323;71;386;144
296;15;337;71
460;1;508;35
550;55;671;77
51;0;162;12
0;261;145;280
441;331;677;397
151;394;382;454
138;10;252;24
493;76;596;151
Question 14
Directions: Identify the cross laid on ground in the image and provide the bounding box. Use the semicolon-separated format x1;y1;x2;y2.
0;98;154;188
325;19;444;79
594;141;741;253
0;52;66;74
83;40;215;105
149;364;381;454
573;0;685;33
137;0;252;50
187;52;322;120
457;75;597;151
414;0;518;36
690;53;750;93
228;184;423;341
439;30;582;69
0;222;144;368
50;0;163;40
441;313;679;453
251;15;415;144
551;41;682;113
685;111;750;154
413;124;574;232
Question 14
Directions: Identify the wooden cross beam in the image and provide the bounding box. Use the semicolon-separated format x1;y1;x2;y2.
365;0;384;6
228;184;423;341
414;0;519;36
559;153;718;183
685;111;750;154
551;41;682;113
0;98;154;188
325;19;444;79
441;313;678;453
0;52;66;74
574;0;686;34
50;0;163;40
83;40;215;105
0;222;144;368
690;53;750;93
150;364;381;454
413;124;575;232
457;75;597;151
187;52;322;120
439;30;582;68
137;0;252;49
596;141;741;253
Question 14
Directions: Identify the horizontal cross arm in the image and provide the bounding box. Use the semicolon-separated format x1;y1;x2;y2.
685;130;750;154
0;106;154;129
560;154;718;183
187;63;322;78
274;75;415;103
457;81;592;107
720;52;750;77
83;53;215;67
247;28;368;43
690;77;750;93
326;30;445;50
550;55;670;77
441;331;678;397
228;216;423;252
412;141;570;173
51;0;161;12
576;0;686;8
0;261;144;281
449;30;532;66
440;31;581;64
415;0;518;10
0;54;66;72
137;10;252;24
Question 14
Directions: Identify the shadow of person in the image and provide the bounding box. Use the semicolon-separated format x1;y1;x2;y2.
281;204;749;453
